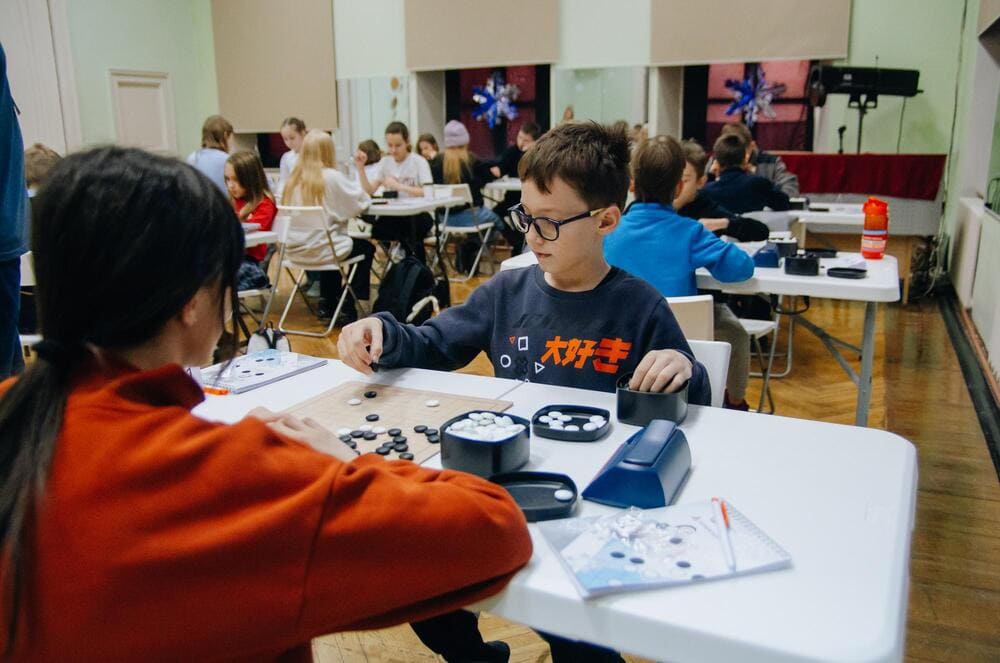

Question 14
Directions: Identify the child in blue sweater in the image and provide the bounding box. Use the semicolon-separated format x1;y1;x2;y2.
604;135;753;296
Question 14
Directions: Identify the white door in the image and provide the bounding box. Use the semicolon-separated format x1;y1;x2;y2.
0;0;72;152
109;70;177;154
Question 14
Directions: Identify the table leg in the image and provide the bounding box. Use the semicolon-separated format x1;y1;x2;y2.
855;302;877;427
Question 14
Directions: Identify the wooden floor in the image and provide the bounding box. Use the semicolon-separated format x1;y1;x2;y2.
244;268;1000;662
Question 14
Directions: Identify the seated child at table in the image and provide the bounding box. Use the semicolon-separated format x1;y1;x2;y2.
675;139;766;410
276;116;306;201
676;139;769;242
355;121;434;263
0;146;532;661
417;132;441;169
283;130;375;324
340;121;710;663
224;150;277;291
24;143;61;198
604;134;754;298
186;114;232;194
718;121;799;196
702;133;790;214
489;121;541;254
432;120;501;228
353;139;382;184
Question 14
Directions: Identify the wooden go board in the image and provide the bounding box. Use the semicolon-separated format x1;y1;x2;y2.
283;381;513;464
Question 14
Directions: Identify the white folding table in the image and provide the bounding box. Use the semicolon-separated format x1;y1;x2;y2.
500;252;899;427
193;363;917;663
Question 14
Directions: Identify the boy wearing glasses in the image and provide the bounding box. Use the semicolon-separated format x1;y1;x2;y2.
340;122;708;400
338;122;708;663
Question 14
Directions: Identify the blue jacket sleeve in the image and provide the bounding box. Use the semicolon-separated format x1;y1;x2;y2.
375;279;496;371
689;223;755;283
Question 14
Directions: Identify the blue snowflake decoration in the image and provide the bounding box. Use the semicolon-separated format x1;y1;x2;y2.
472;72;520;129
724;65;787;127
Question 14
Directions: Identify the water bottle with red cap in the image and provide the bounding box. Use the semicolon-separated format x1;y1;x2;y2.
861;197;889;259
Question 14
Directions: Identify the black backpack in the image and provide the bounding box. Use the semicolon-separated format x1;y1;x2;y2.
373;256;450;325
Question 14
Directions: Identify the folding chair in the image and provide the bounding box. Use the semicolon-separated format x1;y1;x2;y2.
740;318;778;414
687;340;732;408
665;295;714;341
18;252;40;360
433;184;500;281
274;206;370;338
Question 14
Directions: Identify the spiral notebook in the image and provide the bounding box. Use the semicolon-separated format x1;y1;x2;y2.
538;500;792;598
198;350;327;394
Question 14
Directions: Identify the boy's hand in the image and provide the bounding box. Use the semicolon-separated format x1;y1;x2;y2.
629;350;693;393
337;318;384;374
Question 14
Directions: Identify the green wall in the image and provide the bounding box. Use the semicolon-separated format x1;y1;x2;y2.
821;0;971;154
552;67;642;124
990;84;1000;186
65;0;218;157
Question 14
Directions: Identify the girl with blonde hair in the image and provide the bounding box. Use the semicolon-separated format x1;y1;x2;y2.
283;130;374;323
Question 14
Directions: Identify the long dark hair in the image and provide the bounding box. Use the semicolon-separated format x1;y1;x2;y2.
0;147;244;653
226;150;273;220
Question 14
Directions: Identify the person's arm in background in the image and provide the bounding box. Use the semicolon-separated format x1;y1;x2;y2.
355;154;383;196
688;220;755;283
768;155;800;197
693;195;769;242
757;177;791;211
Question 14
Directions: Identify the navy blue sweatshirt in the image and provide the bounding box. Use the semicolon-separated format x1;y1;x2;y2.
0;44;27;263
375;265;711;405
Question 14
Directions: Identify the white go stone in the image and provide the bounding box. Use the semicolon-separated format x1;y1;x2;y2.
337;428;352;436
583;422;599;431
538;415;551;423
480;412;495;420
360;425;373;432
373;426;386;434
589;415;605;423
548;411;564;419
347;398;362;406
553;489;574;502
425;399;440;407
565;425;580;432
469;412;482;420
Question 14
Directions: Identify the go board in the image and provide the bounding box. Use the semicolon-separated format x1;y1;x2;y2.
283;381;512;464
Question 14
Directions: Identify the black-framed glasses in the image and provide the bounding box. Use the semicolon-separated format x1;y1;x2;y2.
509;203;606;241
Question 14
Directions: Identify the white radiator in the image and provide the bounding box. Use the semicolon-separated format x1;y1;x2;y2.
952;198;984;308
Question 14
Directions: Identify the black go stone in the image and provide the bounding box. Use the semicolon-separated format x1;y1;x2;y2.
350;430;364;438
426;435;440;444
375;447;391;455
392;435;407;444
364;390;378;399
363;432;378;441
423;428;439;437
339;434;353;443
399;452;415;461
388;428;402;437
413;425;428;433
365;413;380;422
394;443;409;452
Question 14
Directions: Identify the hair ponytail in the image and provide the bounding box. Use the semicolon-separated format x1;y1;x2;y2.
0;147;244;655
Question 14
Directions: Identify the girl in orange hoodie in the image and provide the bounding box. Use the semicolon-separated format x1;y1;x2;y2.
0;147;531;662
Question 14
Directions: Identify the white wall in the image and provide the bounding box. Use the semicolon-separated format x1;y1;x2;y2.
552;66;646;124
333;0;405;79
558;0;650;68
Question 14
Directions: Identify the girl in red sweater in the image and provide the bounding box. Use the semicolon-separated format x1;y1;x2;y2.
226;150;276;290
0;147;532;662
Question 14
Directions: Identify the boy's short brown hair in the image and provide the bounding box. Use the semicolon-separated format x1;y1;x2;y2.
24;143;62;189
720;121;753;147
518;121;631;210
631;135;685;205
681;139;709;178
713;133;748;171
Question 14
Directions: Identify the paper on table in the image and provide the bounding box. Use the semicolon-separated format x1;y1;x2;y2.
538;501;792;599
